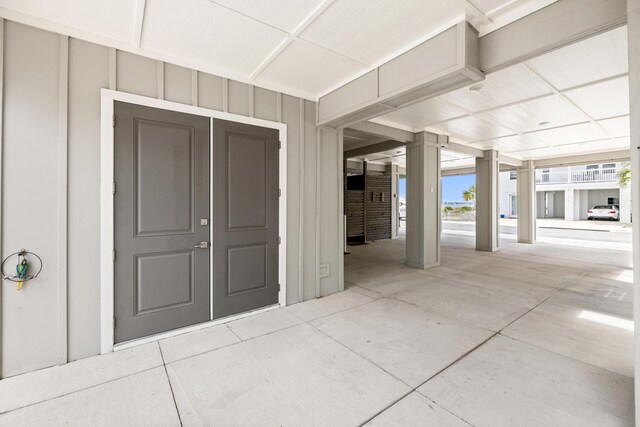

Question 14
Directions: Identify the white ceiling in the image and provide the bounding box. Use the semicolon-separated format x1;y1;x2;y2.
0;0;559;100
371;25;630;166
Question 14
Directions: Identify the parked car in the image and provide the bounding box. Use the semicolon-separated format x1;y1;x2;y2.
587;205;620;221
399;201;406;219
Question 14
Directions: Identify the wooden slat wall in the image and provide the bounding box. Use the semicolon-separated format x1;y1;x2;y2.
366;174;392;240
346;190;365;237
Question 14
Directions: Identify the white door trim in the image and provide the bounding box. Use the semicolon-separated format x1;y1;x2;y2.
100;89;287;354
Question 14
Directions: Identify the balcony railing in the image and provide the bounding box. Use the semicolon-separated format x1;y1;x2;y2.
535;168;619;184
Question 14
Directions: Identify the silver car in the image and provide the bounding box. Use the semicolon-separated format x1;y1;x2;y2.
587;205;620;221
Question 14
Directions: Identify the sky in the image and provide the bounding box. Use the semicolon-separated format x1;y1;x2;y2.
398;174;476;203
443;174;475;202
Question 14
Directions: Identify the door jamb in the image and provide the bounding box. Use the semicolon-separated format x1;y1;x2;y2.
100;89;287;354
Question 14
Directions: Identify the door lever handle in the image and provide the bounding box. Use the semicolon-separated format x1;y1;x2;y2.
194;241;210;249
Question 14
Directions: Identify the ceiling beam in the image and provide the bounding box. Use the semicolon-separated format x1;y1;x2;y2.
442;167;476;176
344;140;405;159
499;154;523;167
346;121;415;143
533;150;630;169
447;141;484;158
479;0;627;73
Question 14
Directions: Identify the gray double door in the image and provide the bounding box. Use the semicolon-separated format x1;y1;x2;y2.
114;102;279;344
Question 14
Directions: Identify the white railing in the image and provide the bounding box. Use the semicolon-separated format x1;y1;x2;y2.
536;168;618;184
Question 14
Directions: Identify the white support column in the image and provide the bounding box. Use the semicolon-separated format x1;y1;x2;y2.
628;0;640;419
517;160;536;244
564;189;575;221
620;184;631;224
476;150;500;251
405;132;442;269
390;164;400;239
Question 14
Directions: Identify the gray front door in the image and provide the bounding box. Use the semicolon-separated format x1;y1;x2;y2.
212;119;279;318
114;102;210;344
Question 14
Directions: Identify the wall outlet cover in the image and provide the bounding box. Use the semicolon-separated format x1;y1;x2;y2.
319;263;330;279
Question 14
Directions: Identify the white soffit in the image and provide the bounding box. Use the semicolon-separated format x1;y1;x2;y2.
476;94;589;133
210;0;324;33
428;114;516;142
374;97;468;131
523;122;610;146
300;0;462;66
256;39;367;97
563;75;630;120
597;116;631;138
142;0;288;76
514;137;630;160
525;25;628;90
0;0;136;42
471;133;549;152
437;63;553;113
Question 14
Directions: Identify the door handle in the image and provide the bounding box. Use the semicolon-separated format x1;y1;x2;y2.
194;241;210;249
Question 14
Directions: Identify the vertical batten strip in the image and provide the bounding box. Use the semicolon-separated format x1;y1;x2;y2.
191;70;198;106
298;99;305;302
315;128;321;298
108;48;116;90
337;129;344;291
276;93;282;122
58;34;69;364
0;18;4;377
249;86;255;118
222;78;229;112
157;61;164;100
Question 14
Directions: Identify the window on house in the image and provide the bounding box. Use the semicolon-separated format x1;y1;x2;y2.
602;163;616;169
509;171;517;180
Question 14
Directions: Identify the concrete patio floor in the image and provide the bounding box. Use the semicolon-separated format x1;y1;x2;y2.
0;232;634;426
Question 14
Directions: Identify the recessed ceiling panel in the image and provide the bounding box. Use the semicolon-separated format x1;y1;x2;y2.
257;40;367;97
376;97;469;131
437;63;553;113
429;115;517;142
526;26;628;90
597;116;630;138
142;0;287;75
523;122;609;146
210;0;324;33
476;94;589;133
300;0;462;66
0;0;136;42
563;76;630;120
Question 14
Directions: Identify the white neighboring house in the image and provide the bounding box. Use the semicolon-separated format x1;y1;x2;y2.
499;162;631;223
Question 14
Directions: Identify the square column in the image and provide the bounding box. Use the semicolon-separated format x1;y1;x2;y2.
476;150;499;251
628;0;640;419
405;132;442;269
564;189;575;221
390;164;400;239
516;160;536;243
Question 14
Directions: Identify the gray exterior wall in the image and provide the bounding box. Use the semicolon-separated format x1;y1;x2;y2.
0;20;341;378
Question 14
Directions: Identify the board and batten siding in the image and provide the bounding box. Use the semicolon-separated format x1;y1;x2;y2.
0;20;342;378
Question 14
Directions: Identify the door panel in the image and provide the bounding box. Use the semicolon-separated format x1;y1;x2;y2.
114;102;210;344
213;119;279;319
135;120;194;236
